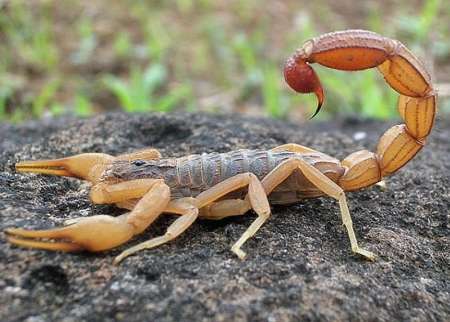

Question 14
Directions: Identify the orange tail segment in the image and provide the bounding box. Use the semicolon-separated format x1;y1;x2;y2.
284;29;437;191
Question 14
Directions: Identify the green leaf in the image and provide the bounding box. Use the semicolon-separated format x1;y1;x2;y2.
103;76;134;112
74;95;93;117
262;65;284;118
142;64;167;93
155;85;191;112
32;79;60;117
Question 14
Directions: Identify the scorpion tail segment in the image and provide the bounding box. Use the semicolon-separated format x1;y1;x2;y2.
284;56;324;118
15;153;114;182
5;214;135;253
336;31;437;192
301;30;432;97
377;41;432;97
303;30;391;72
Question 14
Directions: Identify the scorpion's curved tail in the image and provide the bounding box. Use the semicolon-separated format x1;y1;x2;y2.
284;29;437;191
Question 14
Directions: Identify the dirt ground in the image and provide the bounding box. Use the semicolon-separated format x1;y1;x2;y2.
0;113;449;322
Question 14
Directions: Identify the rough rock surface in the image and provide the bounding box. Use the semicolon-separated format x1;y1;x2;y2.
0;113;449;322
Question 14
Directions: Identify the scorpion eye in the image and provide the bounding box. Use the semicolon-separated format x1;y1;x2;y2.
133;160;145;166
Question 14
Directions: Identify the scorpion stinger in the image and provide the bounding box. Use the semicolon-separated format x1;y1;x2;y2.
284;54;325;119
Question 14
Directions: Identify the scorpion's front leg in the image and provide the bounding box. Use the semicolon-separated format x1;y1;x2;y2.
6;179;170;253
113;198;199;265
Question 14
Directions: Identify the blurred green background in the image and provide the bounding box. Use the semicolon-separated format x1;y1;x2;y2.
0;0;449;123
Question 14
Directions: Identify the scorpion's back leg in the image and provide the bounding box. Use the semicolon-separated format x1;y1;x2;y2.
271;143;318;153
116;199;139;210
200;199;250;220
6;179;170;253
203;157;375;260
262;158;375;260
113;198;199;265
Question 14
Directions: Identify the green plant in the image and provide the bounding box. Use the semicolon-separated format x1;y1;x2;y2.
231;32;288;119
0;2;59;71
142;19;172;62
0;1;447;123
72;18;97;65
73;95;94;117
113;32;132;58
103;64;192;112
395;0;441;42
0;83;14;119
262;65;287;119
32;79;61;117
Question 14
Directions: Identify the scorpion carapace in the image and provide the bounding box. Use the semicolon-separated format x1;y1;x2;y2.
5;30;436;265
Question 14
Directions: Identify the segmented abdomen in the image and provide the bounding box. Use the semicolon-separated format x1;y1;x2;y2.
105;149;343;201
180;150;278;185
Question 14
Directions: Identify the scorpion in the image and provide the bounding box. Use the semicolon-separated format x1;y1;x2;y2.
5;30;437;265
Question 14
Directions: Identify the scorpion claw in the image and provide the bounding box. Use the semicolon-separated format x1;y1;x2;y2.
6;235;83;252
15;153;113;182
5;215;135;253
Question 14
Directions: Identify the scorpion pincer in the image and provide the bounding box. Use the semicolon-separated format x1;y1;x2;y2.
6;30;437;265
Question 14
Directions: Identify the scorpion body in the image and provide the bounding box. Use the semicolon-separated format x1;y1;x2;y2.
106;149;344;203
6;30;437;265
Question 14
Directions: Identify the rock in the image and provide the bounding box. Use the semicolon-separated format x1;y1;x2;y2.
1;113;449;321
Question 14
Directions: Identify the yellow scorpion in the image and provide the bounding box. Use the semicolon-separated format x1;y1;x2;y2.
6;30;436;265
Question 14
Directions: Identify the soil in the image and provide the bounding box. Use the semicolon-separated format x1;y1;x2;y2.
0;113;449;322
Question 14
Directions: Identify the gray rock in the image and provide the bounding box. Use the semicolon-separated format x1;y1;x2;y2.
1;113;449;322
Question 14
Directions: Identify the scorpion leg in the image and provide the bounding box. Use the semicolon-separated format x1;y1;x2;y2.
6;180;170;253
294;160;375;260
194;173;270;260
262;157;375;260
61;179;162;226
90;179;163;204
116;199;139;210
271;143;318;154
200;199;250;220
113;198;199;265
